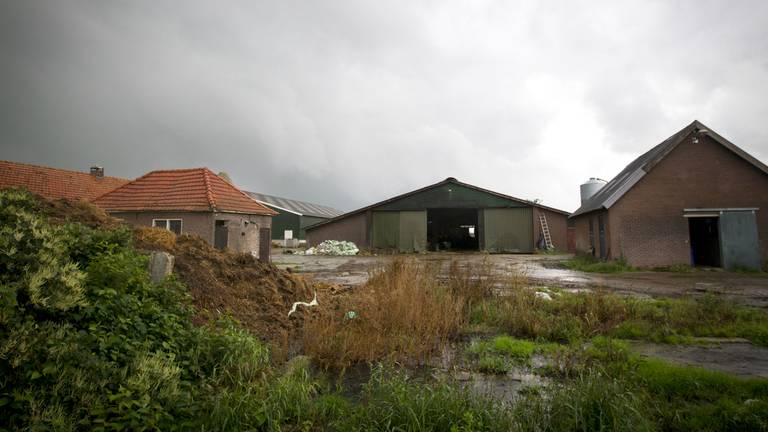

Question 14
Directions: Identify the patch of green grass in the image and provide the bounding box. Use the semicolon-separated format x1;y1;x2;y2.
337;365;513;431
477;355;511;374
491;336;535;358
468;335;535;360
635;359;768;431
514;369;656;432
564;255;635;273
471;286;768;347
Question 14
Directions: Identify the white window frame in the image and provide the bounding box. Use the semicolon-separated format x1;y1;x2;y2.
152;218;183;234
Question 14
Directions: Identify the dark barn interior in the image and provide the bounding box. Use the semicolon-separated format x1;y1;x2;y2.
427;208;479;251
689;217;721;267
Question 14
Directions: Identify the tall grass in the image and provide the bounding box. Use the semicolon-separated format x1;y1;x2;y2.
335;365;513;431
471;288;629;343
303;258;510;370
471;287;768;346
514;370;655;432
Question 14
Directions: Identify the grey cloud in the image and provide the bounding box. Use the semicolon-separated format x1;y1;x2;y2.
1;1;767;212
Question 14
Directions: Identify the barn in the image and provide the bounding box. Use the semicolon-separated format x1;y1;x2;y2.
305;177;569;253
571;120;768;270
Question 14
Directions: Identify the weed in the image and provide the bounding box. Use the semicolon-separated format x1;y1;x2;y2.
514;369;655;432
636;359;768;431
303;258;466;370
477;355;511;374
565;255;635;273
337;365;513;431
651;263;694;272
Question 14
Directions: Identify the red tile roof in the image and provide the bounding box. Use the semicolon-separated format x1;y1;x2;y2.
0;160;129;200
92;168;277;215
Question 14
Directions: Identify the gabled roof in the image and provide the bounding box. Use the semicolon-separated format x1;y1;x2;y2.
571;120;768;218
306;177;569;231
93;168;277;215
0;160;129;200
246;191;344;219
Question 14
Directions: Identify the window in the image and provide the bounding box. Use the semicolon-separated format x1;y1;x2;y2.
153;219;182;235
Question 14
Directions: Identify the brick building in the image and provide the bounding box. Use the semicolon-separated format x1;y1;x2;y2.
93;168;277;260
306;177;569;253
571;121;768;270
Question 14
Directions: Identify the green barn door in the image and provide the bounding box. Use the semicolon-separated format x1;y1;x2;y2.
719;210;761;270
372;211;400;249
483;208;533;253
399;211;427;252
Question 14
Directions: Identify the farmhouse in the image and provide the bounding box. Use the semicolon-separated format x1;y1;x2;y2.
93;168;277;259
246;191;343;242
571;120;768;270
306;177;569;253
0;160;128;200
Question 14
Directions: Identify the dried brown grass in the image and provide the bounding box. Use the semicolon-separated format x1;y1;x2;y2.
303;258;501;370
133;226;177;251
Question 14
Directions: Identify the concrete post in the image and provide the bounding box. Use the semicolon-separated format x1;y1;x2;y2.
148;251;174;283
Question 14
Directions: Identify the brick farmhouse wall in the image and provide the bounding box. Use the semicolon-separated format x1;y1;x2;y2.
306;211;369;248
112;211;214;242
533;207;569;251
110;210;273;258
573;132;768;267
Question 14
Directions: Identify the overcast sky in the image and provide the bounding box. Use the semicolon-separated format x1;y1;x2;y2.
1;1;767;212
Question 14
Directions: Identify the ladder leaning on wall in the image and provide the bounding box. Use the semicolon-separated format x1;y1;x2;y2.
538;213;554;250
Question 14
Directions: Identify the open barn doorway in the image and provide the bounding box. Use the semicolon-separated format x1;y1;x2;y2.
689;216;721;267
427;208;479;251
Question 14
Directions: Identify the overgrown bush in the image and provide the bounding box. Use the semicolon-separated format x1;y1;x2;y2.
0;190;310;430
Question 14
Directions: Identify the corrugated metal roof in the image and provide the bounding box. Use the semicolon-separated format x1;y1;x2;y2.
246;191;344;219
571;120;768;218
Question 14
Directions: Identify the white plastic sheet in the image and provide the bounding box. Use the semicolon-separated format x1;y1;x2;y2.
303;240;359;256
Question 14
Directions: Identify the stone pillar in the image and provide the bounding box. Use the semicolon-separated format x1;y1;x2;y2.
148;251;174;283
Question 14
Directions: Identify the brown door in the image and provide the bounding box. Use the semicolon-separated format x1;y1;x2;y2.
214;220;228;250
258;227;271;262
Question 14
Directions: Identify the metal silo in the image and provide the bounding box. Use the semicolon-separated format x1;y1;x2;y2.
580;178;606;204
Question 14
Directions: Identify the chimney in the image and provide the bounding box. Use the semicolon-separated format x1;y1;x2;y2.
90;166;104;178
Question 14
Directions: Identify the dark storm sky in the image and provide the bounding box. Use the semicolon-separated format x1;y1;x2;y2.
1;1;767;212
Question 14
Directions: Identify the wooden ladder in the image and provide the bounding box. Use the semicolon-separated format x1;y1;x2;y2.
539;213;553;250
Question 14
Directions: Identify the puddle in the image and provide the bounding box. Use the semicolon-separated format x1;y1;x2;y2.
322;336;550;405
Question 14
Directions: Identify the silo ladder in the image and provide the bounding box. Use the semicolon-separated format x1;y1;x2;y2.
539;213;554;250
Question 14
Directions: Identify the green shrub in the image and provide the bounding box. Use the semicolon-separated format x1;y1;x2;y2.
0;190;307;430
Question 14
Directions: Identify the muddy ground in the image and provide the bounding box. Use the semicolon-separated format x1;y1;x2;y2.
274;250;768;379
273;251;768;307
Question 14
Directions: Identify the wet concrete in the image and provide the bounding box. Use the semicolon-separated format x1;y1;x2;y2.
633;340;768;379
274;251;768;307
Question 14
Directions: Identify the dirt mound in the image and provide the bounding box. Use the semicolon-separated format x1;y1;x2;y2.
39;197;123;228
133;226;177;250
35;195;317;344
172;235;316;343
